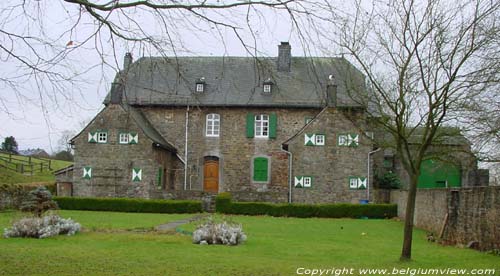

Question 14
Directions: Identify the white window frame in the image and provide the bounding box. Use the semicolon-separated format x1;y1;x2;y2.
255;114;269;138
97;132;107;143
263;84;272;93
119;133;129;144
315;134;325;146
206;113;220;137
303;177;312;188
196;83;204;92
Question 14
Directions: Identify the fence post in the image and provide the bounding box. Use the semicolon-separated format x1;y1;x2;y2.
49;160;52;170
20;164;24;174
40;163;43;172
31;164;34;176
29;156;31;164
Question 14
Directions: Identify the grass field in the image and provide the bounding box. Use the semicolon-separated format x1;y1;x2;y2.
0;211;498;276
0;152;72;184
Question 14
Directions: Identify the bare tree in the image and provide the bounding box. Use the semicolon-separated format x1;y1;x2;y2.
57;130;76;153
314;0;499;260
0;0;305;116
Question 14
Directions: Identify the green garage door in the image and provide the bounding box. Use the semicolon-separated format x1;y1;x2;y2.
417;159;461;188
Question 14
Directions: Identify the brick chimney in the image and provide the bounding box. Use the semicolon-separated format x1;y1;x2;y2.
277;42;291;72
123;52;133;71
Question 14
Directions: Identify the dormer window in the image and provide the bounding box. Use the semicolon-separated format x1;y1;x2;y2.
195;78;205;93
196;83;204;92
263;84;272;93
263;79;273;94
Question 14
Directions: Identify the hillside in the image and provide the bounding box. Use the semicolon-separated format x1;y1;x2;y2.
0;152;72;184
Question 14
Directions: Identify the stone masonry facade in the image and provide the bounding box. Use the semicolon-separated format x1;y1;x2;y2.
72;105;180;198
287;108;373;203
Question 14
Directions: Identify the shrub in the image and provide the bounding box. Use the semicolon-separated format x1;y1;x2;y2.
214;192;232;213
192;216;247;245
54;197;202;214
3;214;81;239
21;186;58;217
215;193;397;219
376;171;401;189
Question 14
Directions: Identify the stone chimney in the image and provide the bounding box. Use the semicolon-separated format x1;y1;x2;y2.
123;52;133;71
326;74;337;107
109;82;123;104
277;42;291;72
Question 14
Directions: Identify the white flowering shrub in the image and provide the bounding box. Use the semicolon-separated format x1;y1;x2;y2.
192;216;247;246
3;215;81;239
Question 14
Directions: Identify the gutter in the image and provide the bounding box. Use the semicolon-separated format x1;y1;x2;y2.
184;105;189;190
367;147;381;201
281;144;293;203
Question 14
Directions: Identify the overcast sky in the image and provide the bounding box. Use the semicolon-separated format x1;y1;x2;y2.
0;0;315;153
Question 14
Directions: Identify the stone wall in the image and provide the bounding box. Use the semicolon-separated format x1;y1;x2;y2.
288;108;374;204
143;106;322;197
0;185;28;210
391;189;448;234
391;187;500;250
72;104;176;198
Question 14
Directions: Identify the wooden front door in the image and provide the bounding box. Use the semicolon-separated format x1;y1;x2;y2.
203;159;219;193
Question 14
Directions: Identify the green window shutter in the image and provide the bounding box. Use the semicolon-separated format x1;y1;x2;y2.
129;132;138;144
269;113;277;139
88;132;97;143
157;167;163;187
83;167;92;179
246;113;254;138
253;157;268;182
132;168;142;182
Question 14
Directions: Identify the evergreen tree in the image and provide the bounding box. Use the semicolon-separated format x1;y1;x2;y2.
1;136;19;154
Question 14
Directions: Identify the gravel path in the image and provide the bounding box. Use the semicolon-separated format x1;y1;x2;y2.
155;214;207;231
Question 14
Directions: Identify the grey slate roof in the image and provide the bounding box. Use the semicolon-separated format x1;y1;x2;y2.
122;104;178;153
105;56;368;108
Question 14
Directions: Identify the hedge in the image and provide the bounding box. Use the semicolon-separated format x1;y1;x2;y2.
215;193;397;219
54;197;203;214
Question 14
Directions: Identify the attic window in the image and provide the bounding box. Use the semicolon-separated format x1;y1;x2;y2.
195;77;206;93
263;79;273;93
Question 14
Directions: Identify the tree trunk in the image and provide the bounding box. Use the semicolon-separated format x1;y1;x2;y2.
400;174;419;261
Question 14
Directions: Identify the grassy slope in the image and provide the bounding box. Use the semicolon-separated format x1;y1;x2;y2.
0;152;72;184
0;212;498;276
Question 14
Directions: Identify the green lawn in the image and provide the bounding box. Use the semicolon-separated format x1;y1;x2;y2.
0;152;72;184
0;211;498;276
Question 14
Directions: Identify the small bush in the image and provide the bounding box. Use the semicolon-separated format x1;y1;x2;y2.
214;192;232;213
215;193;397;219
376;171;401;189
54;197;202;214
192;216;247;245
21;186;58;217
3;214;81;239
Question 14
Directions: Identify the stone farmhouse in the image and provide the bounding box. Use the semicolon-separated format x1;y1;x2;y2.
63;43;486;203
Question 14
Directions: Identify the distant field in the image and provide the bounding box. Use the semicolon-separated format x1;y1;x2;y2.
0;211;498;276
0;152;72;184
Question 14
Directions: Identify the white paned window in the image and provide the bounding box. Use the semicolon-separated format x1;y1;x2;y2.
255;114;269;138
119;133;129;144
315;135;325;146
303;177;312;188
196;83;204;92
263;84;272;93
97;132;107;143
206;113;220;137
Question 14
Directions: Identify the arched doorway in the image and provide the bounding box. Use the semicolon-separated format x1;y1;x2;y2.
203;156;219;193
